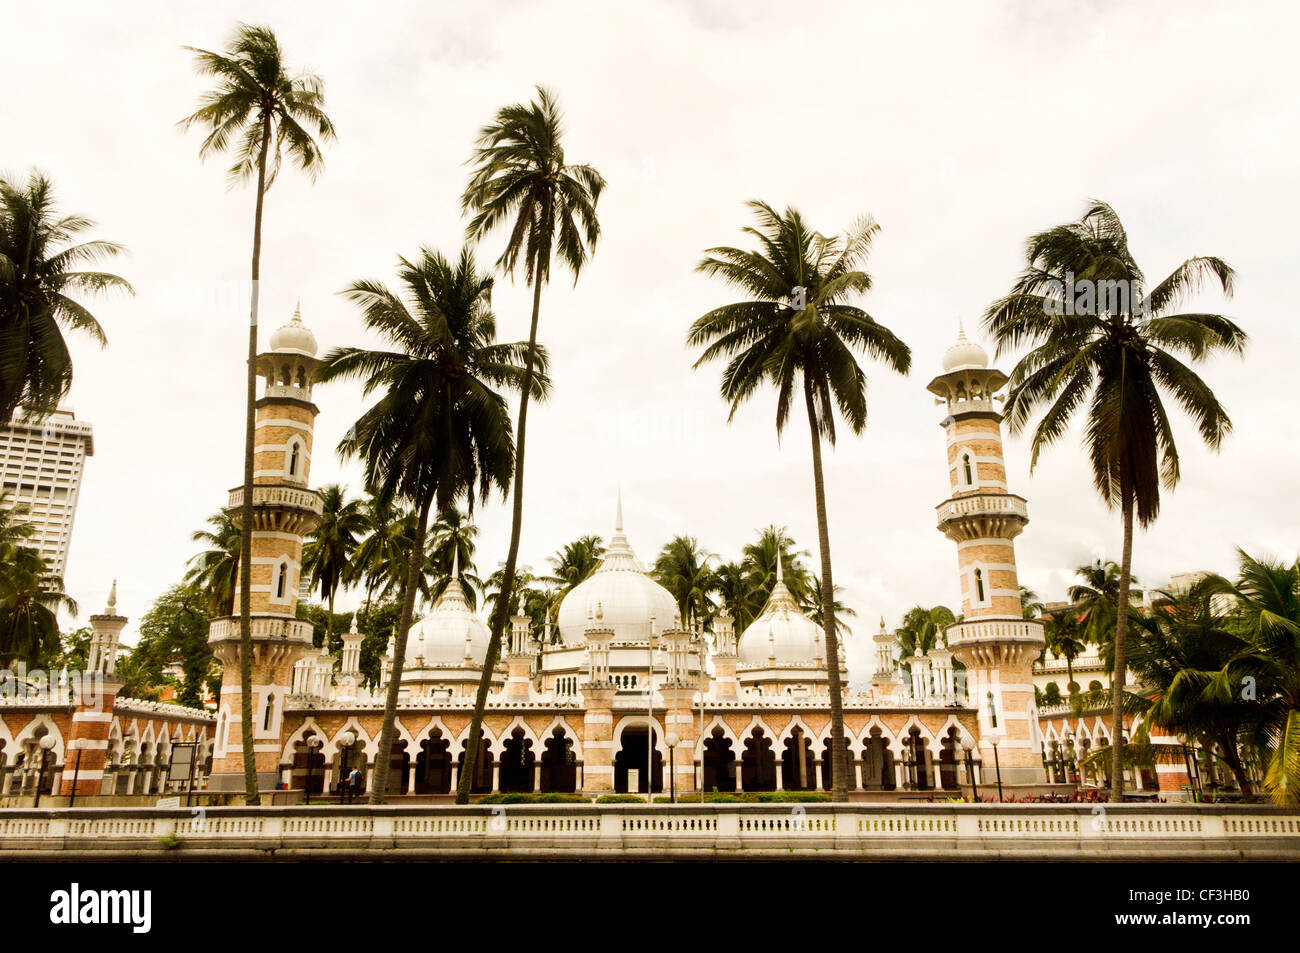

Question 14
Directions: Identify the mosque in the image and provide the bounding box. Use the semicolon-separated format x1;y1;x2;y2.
2;307;1198;802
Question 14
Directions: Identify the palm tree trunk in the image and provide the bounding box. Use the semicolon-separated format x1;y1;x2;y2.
237;114;271;806
369;492;433;804
326;586;336;648
457;261;545;804
1109;480;1135;803
1215;738;1254;802
804;377;849;801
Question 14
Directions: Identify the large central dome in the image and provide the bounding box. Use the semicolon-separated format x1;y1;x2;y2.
737;559;824;667
555;498;680;647
404;555;490;667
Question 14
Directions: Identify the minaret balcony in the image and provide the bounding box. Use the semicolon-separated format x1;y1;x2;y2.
945;617;1045;650
208;614;314;645
225;483;324;534
935;492;1029;541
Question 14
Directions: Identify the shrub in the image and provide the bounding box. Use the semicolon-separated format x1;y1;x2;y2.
595;794;645;804
473;792;590;805
757;791;831;803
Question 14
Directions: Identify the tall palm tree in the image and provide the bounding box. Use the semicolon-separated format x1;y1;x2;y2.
653;535;716;629
180;23;335;804
185;511;241;615
1042;607;1088;693
348;495;402;612
1217;551;1300;804
897;605;956;660
688;202;911;800
317;246;544;803
1069;559;1131;658
984;200;1245;801
302;484;365;645
0;171;132;422
457;86;604;804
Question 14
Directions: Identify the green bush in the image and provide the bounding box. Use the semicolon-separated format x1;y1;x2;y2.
595;794;646;804
474;792;590;804
757;791;831;803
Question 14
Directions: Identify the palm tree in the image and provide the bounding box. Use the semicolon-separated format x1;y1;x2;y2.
1125;577;1258;799
427;507;482;607
180;23;335;804
653;536;716;629
347;495;403;612
1042;607;1088;694
742;525;814;609
984;200;1244;800
302;485;365;646
1217;551;1300;804
711;560;758;634
185;511;241;615
1069;559;1132;659
318;246;543;803
897;605;956;660
457;86;604;804
807;576;856;638
545;535;605;600
688;202;911;800
0;171;132;421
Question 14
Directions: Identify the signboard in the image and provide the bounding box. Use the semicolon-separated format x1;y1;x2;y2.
156;796;180;809
627;769;639;793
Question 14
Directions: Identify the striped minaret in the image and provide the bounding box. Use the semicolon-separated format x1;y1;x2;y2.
207;304;324;793
927;326;1046;784
59;582;127;797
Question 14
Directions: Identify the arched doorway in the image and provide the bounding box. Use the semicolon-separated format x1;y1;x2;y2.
415;731;452;794
291;733;326;794
781;731;816;790
741;727;776;792
614;726;662;794
540;728;577;793
701;727;736;793
938;727;960;790
820;737;856;791
499;728;536;793
385;740;411;796
457;737;494;794
903;729;931;790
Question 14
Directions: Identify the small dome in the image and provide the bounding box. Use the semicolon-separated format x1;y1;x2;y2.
737;562;824;667
403;574;489;668
269;303;318;357
941;324;988;372
555;497;681;647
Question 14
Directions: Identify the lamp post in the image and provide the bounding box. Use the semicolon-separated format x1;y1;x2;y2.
68;738;85;808
339;730;356;804
666;732;679;803
960;735;979;802
305;736;323;805
33;736;56;808
989;732;1004;802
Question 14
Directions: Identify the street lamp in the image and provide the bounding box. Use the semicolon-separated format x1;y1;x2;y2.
68;738;86;808
988;732;1004;802
338;730;357;804
305;736;323;805
665;732;679;803
33;736;56;808
960;735;979;802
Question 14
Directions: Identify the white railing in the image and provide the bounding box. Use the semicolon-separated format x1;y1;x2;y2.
947;618;1045;645
935;493;1029;524
227;484;324;514
208;616;314;644
0;804;1295;858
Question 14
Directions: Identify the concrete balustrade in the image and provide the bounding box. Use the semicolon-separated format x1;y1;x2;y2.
1;804;1295;860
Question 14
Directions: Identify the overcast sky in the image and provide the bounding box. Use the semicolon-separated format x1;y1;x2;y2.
6;1;1298;678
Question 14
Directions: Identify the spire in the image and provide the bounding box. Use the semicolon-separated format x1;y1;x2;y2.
776;556;784;585
294;298;302;322
957;319;967;341
615;486;623;533
451;545;460;581
107;579;117;613
348;614;359;637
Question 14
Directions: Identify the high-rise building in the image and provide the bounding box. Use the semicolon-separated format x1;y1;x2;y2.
0;408;94;583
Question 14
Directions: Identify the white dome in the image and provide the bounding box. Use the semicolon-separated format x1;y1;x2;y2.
941;325;988;372
269;304;318;357
737;563;824;667
404;574;489;668
555;501;680;647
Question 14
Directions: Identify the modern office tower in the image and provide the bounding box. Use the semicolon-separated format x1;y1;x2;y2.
0;408;95;583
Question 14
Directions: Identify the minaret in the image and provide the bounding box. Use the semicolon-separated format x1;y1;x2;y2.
207;304;324;792
61;582;128;797
927;326;1046;784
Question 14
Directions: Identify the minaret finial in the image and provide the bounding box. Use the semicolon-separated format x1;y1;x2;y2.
294;298;302;321
776;555;784;585
451;545;460;581
957;319;967;341
615;486;623;533
107;579;117;612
